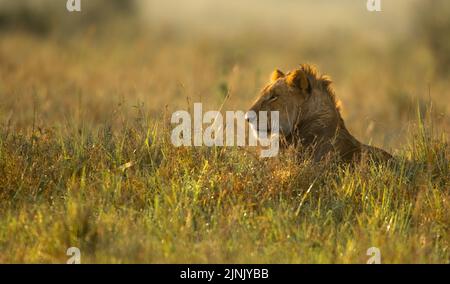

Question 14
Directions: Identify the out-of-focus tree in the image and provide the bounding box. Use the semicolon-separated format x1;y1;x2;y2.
415;0;450;76
0;0;138;36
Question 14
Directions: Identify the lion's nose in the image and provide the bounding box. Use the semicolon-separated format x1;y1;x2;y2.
245;111;257;123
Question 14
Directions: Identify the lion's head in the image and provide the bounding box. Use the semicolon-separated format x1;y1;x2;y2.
246;64;338;140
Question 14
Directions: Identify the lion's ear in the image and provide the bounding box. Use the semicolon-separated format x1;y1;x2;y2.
270;69;285;82
286;70;311;93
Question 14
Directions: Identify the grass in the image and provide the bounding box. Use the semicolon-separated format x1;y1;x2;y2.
0;104;448;263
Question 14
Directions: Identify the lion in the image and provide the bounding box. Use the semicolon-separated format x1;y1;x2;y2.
246;64;393;163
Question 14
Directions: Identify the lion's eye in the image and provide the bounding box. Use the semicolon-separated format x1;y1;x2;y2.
267;94;278;102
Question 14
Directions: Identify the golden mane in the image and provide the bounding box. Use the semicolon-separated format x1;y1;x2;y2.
296;64;341;111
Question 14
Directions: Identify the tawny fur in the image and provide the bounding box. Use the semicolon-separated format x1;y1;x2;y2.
248;64;393;163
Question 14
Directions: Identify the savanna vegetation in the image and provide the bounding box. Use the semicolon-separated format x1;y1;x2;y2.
0;0;448;263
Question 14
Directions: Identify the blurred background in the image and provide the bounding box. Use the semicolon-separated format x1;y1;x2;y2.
0;0;449;151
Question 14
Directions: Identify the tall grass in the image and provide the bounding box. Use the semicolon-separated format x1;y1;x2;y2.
0;105;447;263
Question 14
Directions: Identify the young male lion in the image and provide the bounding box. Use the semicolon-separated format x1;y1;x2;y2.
246;64;393;163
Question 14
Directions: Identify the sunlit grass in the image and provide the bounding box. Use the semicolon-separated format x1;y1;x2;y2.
0;106;447;263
